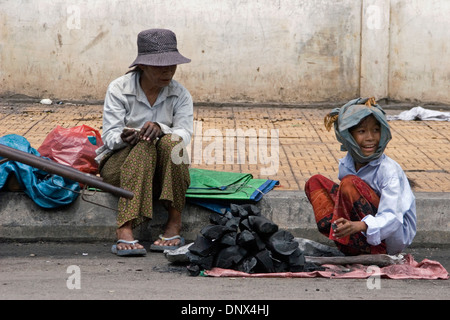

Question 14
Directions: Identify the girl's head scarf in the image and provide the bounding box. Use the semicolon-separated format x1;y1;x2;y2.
324;97;392;164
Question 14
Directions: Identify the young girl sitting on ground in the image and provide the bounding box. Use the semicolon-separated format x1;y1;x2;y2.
305;98;416;255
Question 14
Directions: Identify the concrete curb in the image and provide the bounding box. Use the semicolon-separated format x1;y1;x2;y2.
0;191;449;247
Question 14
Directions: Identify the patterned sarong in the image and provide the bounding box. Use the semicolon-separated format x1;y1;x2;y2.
305;174;386;255
99;134;190;228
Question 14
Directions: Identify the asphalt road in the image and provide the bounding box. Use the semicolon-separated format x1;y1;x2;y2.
0;242;448;306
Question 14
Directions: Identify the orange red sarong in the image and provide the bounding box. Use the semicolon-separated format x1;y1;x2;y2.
305;174;386;255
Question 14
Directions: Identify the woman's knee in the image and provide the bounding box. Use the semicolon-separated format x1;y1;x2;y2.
158;134;182;150
157;134;189;164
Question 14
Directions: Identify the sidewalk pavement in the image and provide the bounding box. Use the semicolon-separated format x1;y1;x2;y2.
0;101;449;246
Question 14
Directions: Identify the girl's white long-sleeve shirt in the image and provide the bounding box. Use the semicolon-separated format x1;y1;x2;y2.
338;153;416;254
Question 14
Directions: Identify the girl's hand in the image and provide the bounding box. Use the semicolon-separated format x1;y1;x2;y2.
333;218;367;238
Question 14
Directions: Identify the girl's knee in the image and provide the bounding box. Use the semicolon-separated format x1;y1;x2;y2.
306;174;325;183
340;174;358;184
305;174;325;189
339;175;360;191
305;174;335;194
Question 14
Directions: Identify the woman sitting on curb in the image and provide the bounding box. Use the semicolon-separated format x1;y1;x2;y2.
96;29;193;256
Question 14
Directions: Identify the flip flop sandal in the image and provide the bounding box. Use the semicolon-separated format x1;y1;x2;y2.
111;239;147;257
150;235;185;252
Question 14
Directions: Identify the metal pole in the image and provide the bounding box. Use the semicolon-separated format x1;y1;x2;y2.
0;143;133;199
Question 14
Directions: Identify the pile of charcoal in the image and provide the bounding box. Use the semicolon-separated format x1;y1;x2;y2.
186;203;321;276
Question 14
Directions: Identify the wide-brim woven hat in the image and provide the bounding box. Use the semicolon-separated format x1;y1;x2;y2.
129;28;191;67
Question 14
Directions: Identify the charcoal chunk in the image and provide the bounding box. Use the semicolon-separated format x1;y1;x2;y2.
230;203;249;218
186;252;214;270
267;230;298;256
273;259;289;273
248;215;278;235
225;217;240;231
303;262;326;272
224;210;234;220
252;232;266;251
288;248;305;272
236;229;256;249
255;249;275;273
214;245;248;269
209;212;228;226
239;218;251;231
187;264;200;276
188;234;217;257
240;204;261;216
237;256;258;273
201;224;231;240
220;231;237;246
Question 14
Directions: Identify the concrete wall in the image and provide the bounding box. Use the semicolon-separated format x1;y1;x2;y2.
388;0;450;104
0;0;449;105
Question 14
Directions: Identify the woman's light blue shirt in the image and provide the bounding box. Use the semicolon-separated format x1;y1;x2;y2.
102;71;193;151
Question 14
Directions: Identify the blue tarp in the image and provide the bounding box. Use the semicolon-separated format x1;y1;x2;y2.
0;134;80;208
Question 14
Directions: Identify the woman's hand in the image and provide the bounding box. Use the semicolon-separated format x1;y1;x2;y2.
121;122;162;145
140;121;162;142
333;218;367;239
121;128;140;145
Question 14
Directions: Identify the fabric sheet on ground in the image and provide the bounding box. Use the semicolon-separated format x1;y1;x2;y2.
204;254;449;280
387;106;450;121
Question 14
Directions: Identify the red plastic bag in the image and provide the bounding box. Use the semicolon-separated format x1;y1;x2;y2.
38;125;103;174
